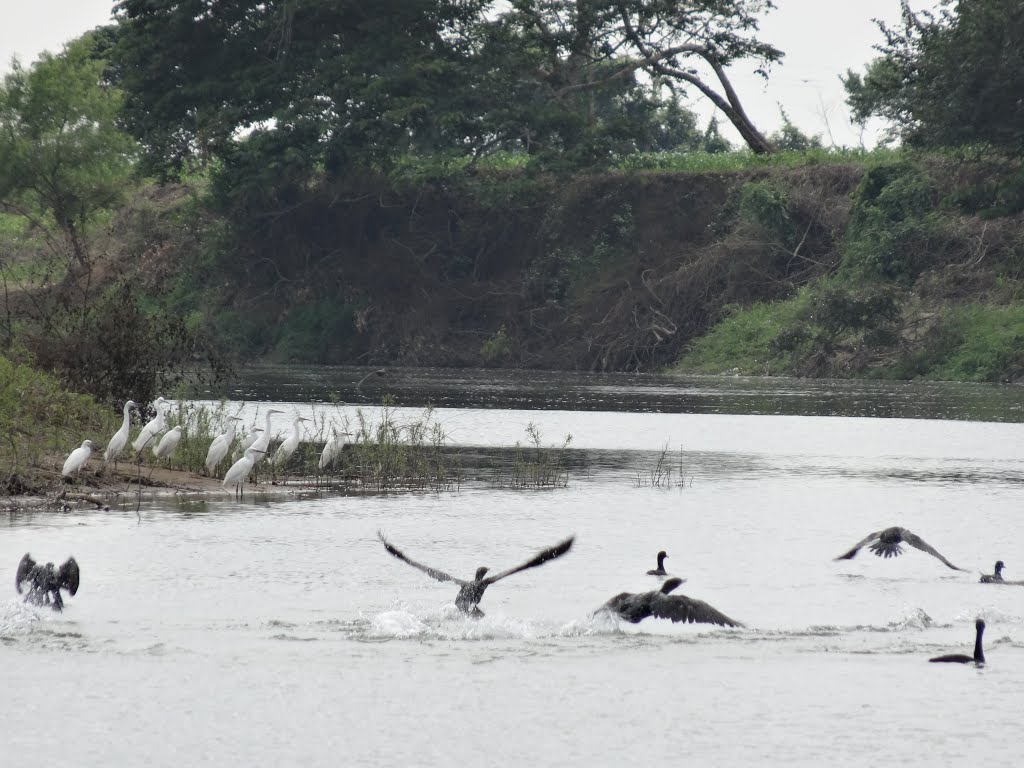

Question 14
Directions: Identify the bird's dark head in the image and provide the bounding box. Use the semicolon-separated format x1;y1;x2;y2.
474;567;489;581
995;560;1005;572
660;577;684;594
657;550;668;561
976;618;986;631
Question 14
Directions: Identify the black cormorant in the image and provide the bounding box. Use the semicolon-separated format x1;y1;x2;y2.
16;553;79;612
598;577;743;627
980;561;1005;583
377;531;574;617
833;527;966;571
929;619;985;665
646;551;669;576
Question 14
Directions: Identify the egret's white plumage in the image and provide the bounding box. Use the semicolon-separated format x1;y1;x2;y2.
62;440;95;477
319;427;352;470
250;410;283;466
234;427;262;460
103;400;136;465
205;417;242;475
132;396;168;452
153;425;183;461
223;446;265;493
274;415;311;468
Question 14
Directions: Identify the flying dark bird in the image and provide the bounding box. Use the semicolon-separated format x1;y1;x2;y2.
929;619;985;665
980;561;1005;583
646;550;669;576
598;577;743;628
377;531;574;617
16;553;80;612
833;527;966;571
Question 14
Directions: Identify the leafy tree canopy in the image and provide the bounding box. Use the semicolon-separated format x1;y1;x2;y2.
843;0;1024;150
109;0;781;185
0;33;136;266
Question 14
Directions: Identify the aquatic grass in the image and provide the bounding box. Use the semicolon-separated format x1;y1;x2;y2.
299;398;461;492
342;402;461;491
491;423;572;489
633;443;692;489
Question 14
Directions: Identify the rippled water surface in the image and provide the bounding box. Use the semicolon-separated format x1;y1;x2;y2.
3;368;1023;766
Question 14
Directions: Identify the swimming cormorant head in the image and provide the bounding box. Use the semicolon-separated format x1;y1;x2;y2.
473;567;490;581
646;550;670;576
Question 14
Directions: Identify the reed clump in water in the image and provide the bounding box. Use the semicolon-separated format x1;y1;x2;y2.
492;423;572;489
314;399;462;492
633;443;692;488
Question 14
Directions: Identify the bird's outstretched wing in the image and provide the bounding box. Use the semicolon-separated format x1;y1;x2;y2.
902;531;966;571
377;531;465;585
652;594;744;627
484;536;575;584
833;531;882;561
58;558;80;595
15;553;35;594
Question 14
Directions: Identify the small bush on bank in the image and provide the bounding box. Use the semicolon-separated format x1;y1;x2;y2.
0;354;115;494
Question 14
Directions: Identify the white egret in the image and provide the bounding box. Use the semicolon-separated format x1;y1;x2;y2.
223;446;265;495
319;427;352;470
132;396;168;453
204;416;243;475
103;400;136;467
234;427;263;460
62;440;95;478
273;415;312;470
153;425;183;463
250;409;284;466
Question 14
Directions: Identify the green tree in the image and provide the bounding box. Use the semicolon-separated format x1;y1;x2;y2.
483;0;780;156
112;0;488;179
0;34;136;267
843;0;1024;150
110;0;780;183
769;107;822;151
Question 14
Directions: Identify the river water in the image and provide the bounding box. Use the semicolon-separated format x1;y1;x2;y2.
3;367;1023;766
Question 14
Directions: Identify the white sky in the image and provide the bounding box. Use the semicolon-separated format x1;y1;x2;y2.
0;0;937;149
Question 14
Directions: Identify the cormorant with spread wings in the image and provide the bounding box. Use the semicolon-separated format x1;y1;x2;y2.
598;577;744;627
833;526;966;571
377;531;574;617
16;553;80;612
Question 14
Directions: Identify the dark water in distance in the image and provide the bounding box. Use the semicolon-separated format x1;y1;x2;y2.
219;363;1024;422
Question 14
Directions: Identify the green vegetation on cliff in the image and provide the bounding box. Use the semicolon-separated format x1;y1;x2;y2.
674;155;1024;382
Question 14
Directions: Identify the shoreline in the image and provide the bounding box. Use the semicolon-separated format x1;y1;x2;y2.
2;464;316;513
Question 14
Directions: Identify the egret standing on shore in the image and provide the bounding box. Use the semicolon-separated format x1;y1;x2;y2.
132;396;168;453
250;409;283;466
273;415;312;471
223;447;265;495
205;416;243;475
62;440;96;478
319;426;352;470
153;425;183;465
103;400;136;468
234;427;262;460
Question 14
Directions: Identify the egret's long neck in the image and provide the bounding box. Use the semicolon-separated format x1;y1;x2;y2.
121;404;132;428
